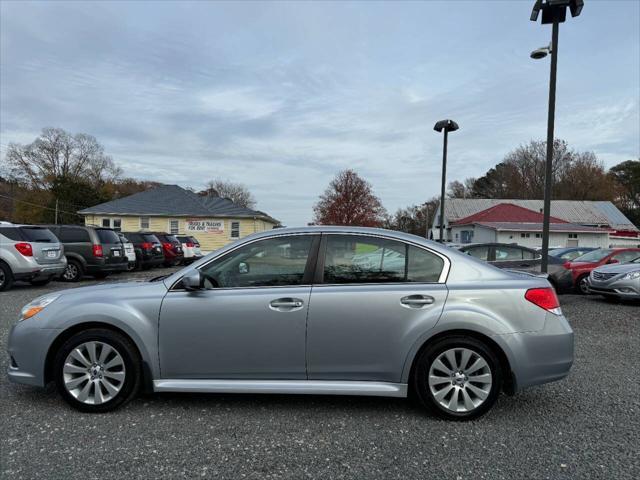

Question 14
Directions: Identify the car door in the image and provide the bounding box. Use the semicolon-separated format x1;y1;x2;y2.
158;233;320;379
306;234;449;383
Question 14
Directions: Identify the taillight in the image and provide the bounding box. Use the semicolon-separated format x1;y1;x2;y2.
14;242;33;257
162;242;172;250
92;245;103;257
186;242;195;248
525;288;562;315
141;242;152;250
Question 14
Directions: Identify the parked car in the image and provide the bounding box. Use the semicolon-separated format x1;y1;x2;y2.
176;235;203;264
0;224;67;291
549;247;598;262
43;225;128;282
7;226;573;420
117;233;137;271
562;248;640;294
120;232;164;270
587;255;640;301
151;232;184;266
457;243;570;290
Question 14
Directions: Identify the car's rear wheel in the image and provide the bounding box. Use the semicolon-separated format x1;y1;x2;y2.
54;329;141;412
413;336;501;421
576;274;590;294
0;262;14;291
61;260;83;282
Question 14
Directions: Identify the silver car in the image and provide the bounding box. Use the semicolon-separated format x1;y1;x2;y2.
7;227;573;420
587;256;640;300
0;224;67;291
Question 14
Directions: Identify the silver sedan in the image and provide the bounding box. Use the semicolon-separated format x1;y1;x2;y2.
588;256;640;300
7;226;574;420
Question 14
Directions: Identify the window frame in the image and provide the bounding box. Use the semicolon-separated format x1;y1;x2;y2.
171;233;321;291
314;232;449;285
168;219;179;235
230;221;240;239
140;216;150;230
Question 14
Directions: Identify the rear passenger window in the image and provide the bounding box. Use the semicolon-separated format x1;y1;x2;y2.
522;250;535;260
494;246;523;260
465;246;489;261
0;227;24;241
96;229;120;244
407;246;444;282
322;235;444;284
58;227;91;243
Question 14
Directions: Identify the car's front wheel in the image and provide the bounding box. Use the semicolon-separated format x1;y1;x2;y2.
413;336;502;421
53;329;141;412
576;274;590;294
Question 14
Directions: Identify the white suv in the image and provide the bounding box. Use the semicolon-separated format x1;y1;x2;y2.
0;224;67;291
176;235;203;264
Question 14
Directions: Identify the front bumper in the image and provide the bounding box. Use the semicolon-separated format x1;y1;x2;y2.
7;320;61;387
496;312;574;391
587;277;640;299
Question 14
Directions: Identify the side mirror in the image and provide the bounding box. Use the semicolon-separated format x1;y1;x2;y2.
608;259;619;264
238;262;249;274
182;270;203;290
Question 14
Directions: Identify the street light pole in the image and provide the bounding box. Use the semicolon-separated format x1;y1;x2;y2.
530;0;583;273
540;20;559;273
434;119;459;243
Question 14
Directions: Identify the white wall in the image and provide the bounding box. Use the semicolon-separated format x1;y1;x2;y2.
496;231;609;248
450;225;496;244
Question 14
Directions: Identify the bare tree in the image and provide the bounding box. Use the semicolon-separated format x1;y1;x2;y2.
313;169;387;227
6;127;121;190
199;178;257;208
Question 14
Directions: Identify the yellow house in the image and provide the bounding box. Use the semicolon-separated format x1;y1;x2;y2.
78;184;279;252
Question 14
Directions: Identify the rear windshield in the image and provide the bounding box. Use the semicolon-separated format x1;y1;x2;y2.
96;229;121;244
164;235;179;243
176;236;189;242
189;236;200;244
142;234;160;243
574;249;612;262
19;227;58;243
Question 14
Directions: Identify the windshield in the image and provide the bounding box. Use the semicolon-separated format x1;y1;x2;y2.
19;227;58;243
573;249;612;263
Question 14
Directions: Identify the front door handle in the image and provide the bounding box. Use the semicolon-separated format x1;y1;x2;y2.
400;295;435;308
269;298;304;311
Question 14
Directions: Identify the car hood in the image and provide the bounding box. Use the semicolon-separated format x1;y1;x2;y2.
593;263;640;274
53;279;166;298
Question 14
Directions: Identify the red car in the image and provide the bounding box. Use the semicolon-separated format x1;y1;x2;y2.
151;232;185;267
564;248;640;294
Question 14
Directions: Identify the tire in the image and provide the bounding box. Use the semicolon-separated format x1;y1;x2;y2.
53;328;141;413
576;274;590;295
30;277;52;287
93;272;109;279
0;261;14;291
61;259;83;282
413;336;502;421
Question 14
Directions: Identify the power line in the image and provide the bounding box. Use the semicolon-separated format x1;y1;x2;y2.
0;193;82;217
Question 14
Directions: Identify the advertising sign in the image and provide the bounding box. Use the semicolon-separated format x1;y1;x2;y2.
186;219;224;234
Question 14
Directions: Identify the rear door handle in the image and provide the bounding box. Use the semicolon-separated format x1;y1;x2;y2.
400;295;435;308
269;298;304;311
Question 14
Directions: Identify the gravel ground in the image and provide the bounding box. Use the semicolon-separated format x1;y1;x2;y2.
1;271;639;479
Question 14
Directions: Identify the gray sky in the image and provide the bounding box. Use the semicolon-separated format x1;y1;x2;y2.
1;0;639;226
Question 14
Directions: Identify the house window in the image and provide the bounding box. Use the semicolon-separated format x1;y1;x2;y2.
169;219;179;235
535;233;541;238
568;233;578;239
520;233;530;238
140;216;150;230
231;221;240;238
101;218;121;231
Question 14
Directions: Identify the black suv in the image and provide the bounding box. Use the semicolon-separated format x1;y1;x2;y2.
121;232;165;270
43;225;128;281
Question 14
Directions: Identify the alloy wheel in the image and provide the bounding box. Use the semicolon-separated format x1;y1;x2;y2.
0;269;5;287
62;341;126;405
428;348;493;413
63;263;78;281
579;277;589;294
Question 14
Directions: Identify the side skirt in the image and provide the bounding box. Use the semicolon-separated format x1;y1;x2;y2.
153;379;408;398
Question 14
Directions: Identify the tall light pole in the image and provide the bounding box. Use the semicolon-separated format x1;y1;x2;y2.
530;0;583;272
434;119;459;242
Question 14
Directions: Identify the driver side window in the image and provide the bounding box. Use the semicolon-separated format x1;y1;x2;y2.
199;235;314;288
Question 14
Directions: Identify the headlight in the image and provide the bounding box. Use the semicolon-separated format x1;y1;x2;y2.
20;294;60;321
622;270;640;280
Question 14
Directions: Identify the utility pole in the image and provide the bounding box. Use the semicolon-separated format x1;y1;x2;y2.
55;199;59;224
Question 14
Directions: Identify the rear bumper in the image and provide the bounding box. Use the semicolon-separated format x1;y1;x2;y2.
496;313;574;392
13;262;67;281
